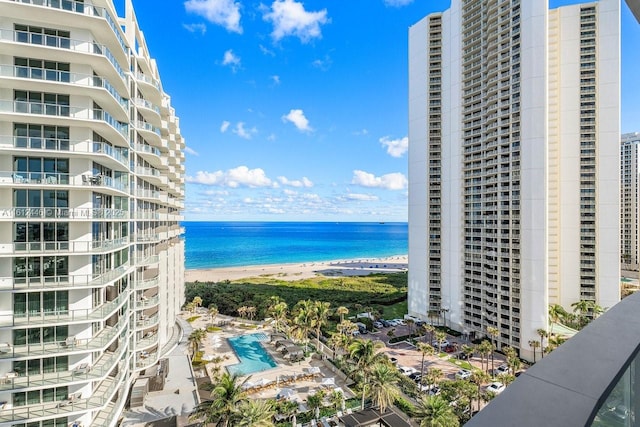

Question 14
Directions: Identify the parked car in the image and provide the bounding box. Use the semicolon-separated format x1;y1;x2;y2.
392;318;406;325
373;321;383;329
419;383;440;395
494;363;509;375
389;357;398;365
432;339;450;349
486;382;506;394
408;372;422;382
398;366;418;376
455;369;472;380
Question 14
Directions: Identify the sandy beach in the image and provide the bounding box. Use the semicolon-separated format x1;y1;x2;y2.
185;255;408;282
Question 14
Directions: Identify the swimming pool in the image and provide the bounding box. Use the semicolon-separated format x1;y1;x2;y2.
226;332;277;376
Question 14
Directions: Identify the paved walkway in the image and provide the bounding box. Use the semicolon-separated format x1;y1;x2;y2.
120;319;199;426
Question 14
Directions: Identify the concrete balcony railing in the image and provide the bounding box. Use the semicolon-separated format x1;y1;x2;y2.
0;263;132;291
0;316;127;360
0;291;128;327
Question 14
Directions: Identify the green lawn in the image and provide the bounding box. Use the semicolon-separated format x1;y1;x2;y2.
382;300;407;320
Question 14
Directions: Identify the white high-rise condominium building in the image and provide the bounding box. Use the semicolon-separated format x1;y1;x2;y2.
621;132;640;273
408;0;619;360
0;0;186;425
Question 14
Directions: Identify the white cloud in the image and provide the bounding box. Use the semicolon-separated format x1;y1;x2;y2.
312;54;332;71
187;166;274;188
271;75;281;85
222;49;241;72
232;122;257;139
184;0;242;33
351;170;408;190
353;129;369;136
383;0;414;6
282;109;312;132
262;0;329;43
184;146;199;156
267;133;277;141
345;193;379;201
380;136;408;158
183;23;207;34
278;176;313;188
220;120;231;133
259;44;276;56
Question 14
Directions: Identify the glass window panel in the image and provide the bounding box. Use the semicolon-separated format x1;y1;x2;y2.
42;388;55;403
42;327;55;343
14;190;27;207
43;190;56;208
43;292;55;313
12;392;26;407
56;257;68;276
13;360;26;376
43;256;55;276
55;325;68;340
14;223;26;242
43;158;55;173
28;294;41;315
28;157;41;172
28;190;41;208
57;223;68;241
42;357;55;373
14;157;27;173
55;387;67;401
56;159;68;173
28;257;41;277
13;329;26;346
56;356;68;371
56;191;68;208
14;294;26;315
27;390;40;405
28;328;40;344
43;223;55;242
27;359;40;375
56;291;68;312
28;223;40;242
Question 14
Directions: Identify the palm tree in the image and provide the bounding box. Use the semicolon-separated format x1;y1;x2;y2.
311;301;331;351
406;318;415;338
470;370;490;413
413;395;460;427
291;300;314;352
348;338;386;410
422;323;435;343
237;306;247;319
336;306;349;323
486;326;499;375
275;400;298;427
417;342;435;379
548;303;568;335
192;296;203;310
425;367;443;388
477;340;493;372
306;390;326;419
208;305;219;322
528;340;540;363
246;306;257;321
337;319;358;336
461;344;475;362
188;328;207;358
328;388;345;412
268;301;288;333
190;372;250;426
434;331;447;353
235;399;276;426
502;346;519;375
536;329;548;359
367;363;401;414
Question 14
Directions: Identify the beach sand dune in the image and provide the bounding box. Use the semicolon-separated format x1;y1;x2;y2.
185;255;408;283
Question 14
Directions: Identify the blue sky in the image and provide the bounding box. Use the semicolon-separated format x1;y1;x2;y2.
123;0;639;222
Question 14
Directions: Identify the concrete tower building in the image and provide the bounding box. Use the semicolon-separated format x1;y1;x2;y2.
408;0;620;360
621;132;640;274
0;0;186;425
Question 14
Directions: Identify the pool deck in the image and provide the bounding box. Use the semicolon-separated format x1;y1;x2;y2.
189;313;355;406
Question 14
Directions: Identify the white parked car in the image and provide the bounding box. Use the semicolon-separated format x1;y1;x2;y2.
455;369;472;380
486;382;506;394
398;366;418;376
495;363;509;375
432;339;450;349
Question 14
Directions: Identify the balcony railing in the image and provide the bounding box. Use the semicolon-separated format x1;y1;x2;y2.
10;0;127;55
0;207;128;220
0;64;128;109
2;291;128;326
4;236;129;255
0;315;126;360
0;100;128;138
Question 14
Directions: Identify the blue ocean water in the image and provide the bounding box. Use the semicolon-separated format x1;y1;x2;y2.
183;221;408;270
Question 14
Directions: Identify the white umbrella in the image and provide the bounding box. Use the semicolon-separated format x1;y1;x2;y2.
277;388;297;400
306;366;321;374
254;378;273;387
241;381;255;390
321;377;335;387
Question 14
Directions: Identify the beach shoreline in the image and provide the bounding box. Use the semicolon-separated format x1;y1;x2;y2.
185;254;408;282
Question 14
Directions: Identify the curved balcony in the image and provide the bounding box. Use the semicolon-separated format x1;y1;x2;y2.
135;255;160;268
0;362;127;425
132;276;158;291
0;28;126;94
133;72;162;105
0;315;127;361
0;291;129;328
0;0;128;63
132;120;161;145
135;313;159;331
0;339;127;392
0;237;130;256
0;263;132;292
0;207;128;221
135;332;159;351
136;234;160;244
134;295;159;310
0;172;130;196
135;349;158;371
0;136;130;169
0;64;128;119
132;188;159;201
133;98;161;125
133;143;164;168
135;166;166;187
0;100;128;145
